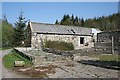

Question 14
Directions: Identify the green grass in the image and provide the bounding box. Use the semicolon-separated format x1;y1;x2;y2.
79;53;120;69
99;54;120;61
0;47;12;50
44;40;74;51
80;52;120;61
80;53;100;58
3;50;32;69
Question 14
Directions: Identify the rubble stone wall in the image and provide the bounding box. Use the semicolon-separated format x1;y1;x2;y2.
95;31;120;54
31;33;94;49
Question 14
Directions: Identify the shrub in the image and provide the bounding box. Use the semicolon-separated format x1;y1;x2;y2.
43;40;74;51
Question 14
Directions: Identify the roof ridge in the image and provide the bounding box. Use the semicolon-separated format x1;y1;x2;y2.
31;22;53;25
30;21;93;35
30;21;92;29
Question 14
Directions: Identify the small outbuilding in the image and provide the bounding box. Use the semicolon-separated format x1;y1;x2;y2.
26;21;101;50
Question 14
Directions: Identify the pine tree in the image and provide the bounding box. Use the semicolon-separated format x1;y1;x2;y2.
3;14;8;23
60;14;72;25
55;19;59;24
71;14;74;25
81;18;84;27
74;16;79;26
13;11;27;46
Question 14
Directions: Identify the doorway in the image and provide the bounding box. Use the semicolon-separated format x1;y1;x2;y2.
80;37;84;44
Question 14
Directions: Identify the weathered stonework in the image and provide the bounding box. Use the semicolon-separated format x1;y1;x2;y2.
95;31;120;54
31;33;94;50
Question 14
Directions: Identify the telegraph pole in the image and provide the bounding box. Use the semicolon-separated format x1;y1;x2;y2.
111;36;114;54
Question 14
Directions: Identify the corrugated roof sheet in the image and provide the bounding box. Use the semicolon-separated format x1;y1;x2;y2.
30;22;92;35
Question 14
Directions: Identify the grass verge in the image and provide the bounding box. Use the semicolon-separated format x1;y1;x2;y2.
3;50;32;69
80;52;120;61
99;54;120;61
0;47;12;50
79;53;120;69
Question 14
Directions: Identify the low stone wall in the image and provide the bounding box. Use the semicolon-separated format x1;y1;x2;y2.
14;47;73;65
95;42;116;49
14;48;34;62
95;42;120;54
42;48;74;59
15;47;33;52
96;31;120;54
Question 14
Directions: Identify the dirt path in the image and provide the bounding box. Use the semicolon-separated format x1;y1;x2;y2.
48;61;119;78
0;49;28;79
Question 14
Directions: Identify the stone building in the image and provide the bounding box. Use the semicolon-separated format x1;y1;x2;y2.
95;31;120;54
27;21;101;50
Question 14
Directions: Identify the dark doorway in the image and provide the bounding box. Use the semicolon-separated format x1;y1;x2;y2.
80;37;84;44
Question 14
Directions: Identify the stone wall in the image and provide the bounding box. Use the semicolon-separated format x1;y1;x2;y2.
31;33;94;50
97;31;120;43
14;48;33;61
95;31;120;54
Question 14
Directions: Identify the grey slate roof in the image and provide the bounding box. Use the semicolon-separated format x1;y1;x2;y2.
30;22;93;36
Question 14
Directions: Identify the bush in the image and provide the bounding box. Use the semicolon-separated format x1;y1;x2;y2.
2;21;14;48
43;40;74;51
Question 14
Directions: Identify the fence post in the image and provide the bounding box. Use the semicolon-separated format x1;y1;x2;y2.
112;36;114;54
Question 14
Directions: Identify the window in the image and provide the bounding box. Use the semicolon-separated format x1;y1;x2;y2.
80;37;84;44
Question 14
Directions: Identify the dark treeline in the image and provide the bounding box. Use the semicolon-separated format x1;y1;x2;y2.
55;13;120;31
